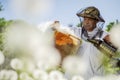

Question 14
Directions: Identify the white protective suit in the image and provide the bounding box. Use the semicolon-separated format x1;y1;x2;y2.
65;26;108;80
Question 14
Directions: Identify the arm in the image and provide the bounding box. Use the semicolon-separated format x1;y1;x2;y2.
103;35;117;49
103;35;111;43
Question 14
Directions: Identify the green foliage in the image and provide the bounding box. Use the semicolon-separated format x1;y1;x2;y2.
102;55;120;74
106;22;115;32
101;20;120;74
0;18;13;50
106;20;119;32
76;23;82;27
0;18;13;31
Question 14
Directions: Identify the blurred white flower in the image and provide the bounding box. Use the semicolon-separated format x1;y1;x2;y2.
38;26;55;46
0;70;9;80
116;75;120;80
49;70;64;80
0;70;18;80
38;21;55;32
60;78;68;80
103;75;118;80
36;57;60;70
4;21;41;56
19;72;33;80
72;75;84;80
110;24;120;49
37;61;50;70
33;69;48;80
4;21;61;68
10;58;23;70
62;55;88;75
25;77;34;80
8;70;18;80
24;62;36;73
0;51;5;65
89;76;104;80
35;47;61;70
89;75;118;80
19;72;28;79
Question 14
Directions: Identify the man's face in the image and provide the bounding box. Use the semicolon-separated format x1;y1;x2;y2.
83;17;98;31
